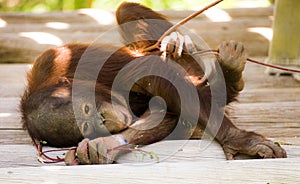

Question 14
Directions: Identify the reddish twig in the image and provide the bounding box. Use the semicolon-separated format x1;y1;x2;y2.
246;58;300;73
31;137;76;164
194;49;300;73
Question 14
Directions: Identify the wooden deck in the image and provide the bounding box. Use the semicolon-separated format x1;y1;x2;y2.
0;59;300;183
0;6;300;183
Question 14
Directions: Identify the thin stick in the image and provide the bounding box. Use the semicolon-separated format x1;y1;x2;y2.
194;50;300;73
143;0;224;52
246;58;300;73
30;136;77;164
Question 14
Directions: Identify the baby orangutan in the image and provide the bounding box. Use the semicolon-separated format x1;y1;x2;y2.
20;2;286;165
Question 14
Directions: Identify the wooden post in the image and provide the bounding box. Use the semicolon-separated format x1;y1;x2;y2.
267;0;300;78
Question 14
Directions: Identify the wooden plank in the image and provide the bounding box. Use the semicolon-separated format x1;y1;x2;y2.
0;158;299;183
0;97;22;129
229;101;300;118
0;27;270;63
0;10;115;24
0;7;273;24
0;113;21;129
0;31;121;63
161;8;273;20
237;127;300;138
229;102;300;138
0;130;31;145
224;7;273;18
0;19;272;34
243;62;300;89
183;18;272;32
0;98;20;113
0;145;44;168
0;64;29;97
0;7;275;63
238;88;300;103
0;140;298;168
235;122;299;128
118;140;299;163
0;23;112;33
229;102;300;125
0;140;225;168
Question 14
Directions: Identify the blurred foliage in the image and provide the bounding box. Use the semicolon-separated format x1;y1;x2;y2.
0;0;272;12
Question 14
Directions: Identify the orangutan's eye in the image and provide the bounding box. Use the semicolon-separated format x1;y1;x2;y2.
83;122;89;132
84;105;89;114
82;103;92;115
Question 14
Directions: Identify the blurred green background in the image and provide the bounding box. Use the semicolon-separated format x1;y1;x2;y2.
0;0;273;12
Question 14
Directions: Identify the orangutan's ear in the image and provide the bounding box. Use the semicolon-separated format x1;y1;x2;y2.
116;2;173;50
